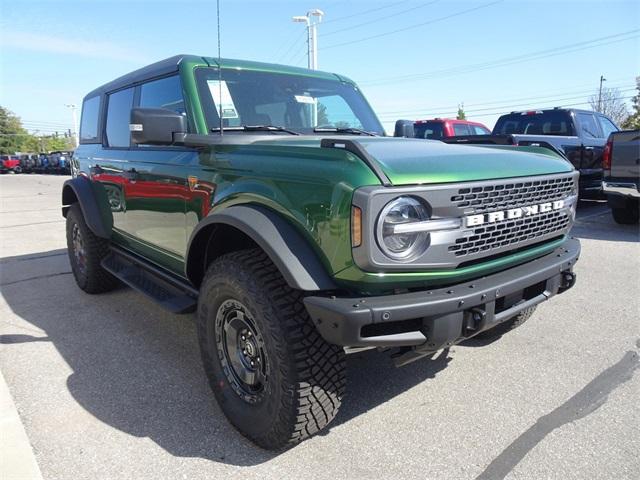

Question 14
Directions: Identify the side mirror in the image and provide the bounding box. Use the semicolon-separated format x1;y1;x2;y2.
130;108;186;145
394;119;415;138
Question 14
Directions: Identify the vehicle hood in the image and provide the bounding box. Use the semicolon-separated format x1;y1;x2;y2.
254;136;574;186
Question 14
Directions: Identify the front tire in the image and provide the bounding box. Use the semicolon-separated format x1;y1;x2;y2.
65;203;118;293
197;248;346;449
611;203;639;224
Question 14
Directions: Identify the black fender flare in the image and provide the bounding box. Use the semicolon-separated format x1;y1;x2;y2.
186;204;337;291
61;177;113;239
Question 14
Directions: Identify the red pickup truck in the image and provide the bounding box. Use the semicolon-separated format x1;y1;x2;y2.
414;118;491;139
1;155;21;174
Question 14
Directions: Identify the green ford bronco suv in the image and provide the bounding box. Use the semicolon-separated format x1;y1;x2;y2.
63;55;580;449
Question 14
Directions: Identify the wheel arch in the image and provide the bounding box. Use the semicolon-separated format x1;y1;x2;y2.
61;177;113;239
186;205;337;292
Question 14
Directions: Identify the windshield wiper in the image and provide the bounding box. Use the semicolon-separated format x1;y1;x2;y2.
313;127;377;136
211;125;300;135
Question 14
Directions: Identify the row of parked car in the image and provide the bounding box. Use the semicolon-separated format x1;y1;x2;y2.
0;151;73;175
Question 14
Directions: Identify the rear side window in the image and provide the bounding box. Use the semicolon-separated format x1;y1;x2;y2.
576;112;601;138
494;111;574;136
473;125;490;135
79;96;100;143
453;124;472;136
597;115;618;138
140;75;186;115
105;88;134;148
414;122;444;139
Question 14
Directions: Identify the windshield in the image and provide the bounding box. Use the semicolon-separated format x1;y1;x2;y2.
493;111;575;136
195;67;384;135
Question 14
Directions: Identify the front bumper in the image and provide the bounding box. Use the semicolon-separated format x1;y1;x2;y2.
305;237;580;356
603;181;640;199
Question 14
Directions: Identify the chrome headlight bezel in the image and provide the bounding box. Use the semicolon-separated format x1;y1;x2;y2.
375;196;430;261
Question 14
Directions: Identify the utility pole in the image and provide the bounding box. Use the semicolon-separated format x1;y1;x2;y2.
65;103;79;148
292;9;324;70
597;75;607;112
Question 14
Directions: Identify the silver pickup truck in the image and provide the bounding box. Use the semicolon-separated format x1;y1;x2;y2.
603;129;640;224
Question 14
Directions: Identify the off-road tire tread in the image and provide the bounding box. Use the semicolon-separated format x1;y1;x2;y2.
197;248;346;449
66;203;118;293
611;205;639;224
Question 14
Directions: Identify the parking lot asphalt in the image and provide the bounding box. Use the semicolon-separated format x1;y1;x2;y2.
0;174;638;480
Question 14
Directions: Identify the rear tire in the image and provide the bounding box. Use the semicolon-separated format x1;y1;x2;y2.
197;248;346;450
611;203;639;224
65;203;118;293
476;306;537;340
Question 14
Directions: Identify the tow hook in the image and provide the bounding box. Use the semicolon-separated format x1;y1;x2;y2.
464;307;486;335
560;271;577;292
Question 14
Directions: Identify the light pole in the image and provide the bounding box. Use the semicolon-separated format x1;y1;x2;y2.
65;103;79;148
292;9;324;70
597;75;606;112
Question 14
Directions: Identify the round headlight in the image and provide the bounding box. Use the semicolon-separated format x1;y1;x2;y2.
376;196;429;261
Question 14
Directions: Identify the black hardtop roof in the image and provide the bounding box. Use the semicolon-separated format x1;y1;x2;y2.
83;54;348;101
84;54;201;99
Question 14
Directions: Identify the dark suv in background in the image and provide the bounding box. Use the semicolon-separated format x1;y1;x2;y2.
443;108;620;196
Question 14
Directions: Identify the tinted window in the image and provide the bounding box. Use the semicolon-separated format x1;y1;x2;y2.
80;96;100;143
473;125;491;135
105;88;134;148
414;122;444;139
494;111;574;136
577;112;601;138
453;124;471;136
597;115;618;138
140;75;186;115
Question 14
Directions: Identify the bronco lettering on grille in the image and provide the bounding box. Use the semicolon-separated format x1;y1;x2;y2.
465;200;565;227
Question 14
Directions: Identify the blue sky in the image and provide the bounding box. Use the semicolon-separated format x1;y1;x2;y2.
1;0;639;135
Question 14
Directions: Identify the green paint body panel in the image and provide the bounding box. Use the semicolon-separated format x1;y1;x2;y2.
73;56;578;294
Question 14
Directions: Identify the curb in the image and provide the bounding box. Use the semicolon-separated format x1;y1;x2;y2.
0;369;44;480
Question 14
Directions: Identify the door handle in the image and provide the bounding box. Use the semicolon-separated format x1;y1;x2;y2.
123;168;138;181
584;146;594;151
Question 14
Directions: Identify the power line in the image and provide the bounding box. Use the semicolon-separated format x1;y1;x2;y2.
323;0;503;50
361;29;640;86
321;0;412;25
322;0;441;37
275;29;307;63
377;95;635;120
376;83;636;117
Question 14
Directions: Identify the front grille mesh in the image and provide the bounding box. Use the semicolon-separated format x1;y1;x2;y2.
451;175;575;214
449;210;571;257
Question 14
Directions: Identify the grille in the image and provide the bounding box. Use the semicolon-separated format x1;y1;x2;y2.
448;210;571;257
451;175;576;215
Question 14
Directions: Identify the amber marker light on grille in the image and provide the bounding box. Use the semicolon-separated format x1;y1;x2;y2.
351;206;362;247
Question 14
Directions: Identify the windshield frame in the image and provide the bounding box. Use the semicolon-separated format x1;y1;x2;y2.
194;67;385;136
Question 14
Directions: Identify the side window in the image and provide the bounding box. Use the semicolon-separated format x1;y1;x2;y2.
79;96;100;143
597;115;618;138
576;113;601;138
453;124;471;136
105;88;134;148
473;125;490;135
140;75;186;116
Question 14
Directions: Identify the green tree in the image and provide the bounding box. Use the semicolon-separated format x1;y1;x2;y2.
621;77;640;129
456;103;466;120
0;106;28;154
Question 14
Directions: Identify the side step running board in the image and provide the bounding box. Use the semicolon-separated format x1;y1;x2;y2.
101;246;198;314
